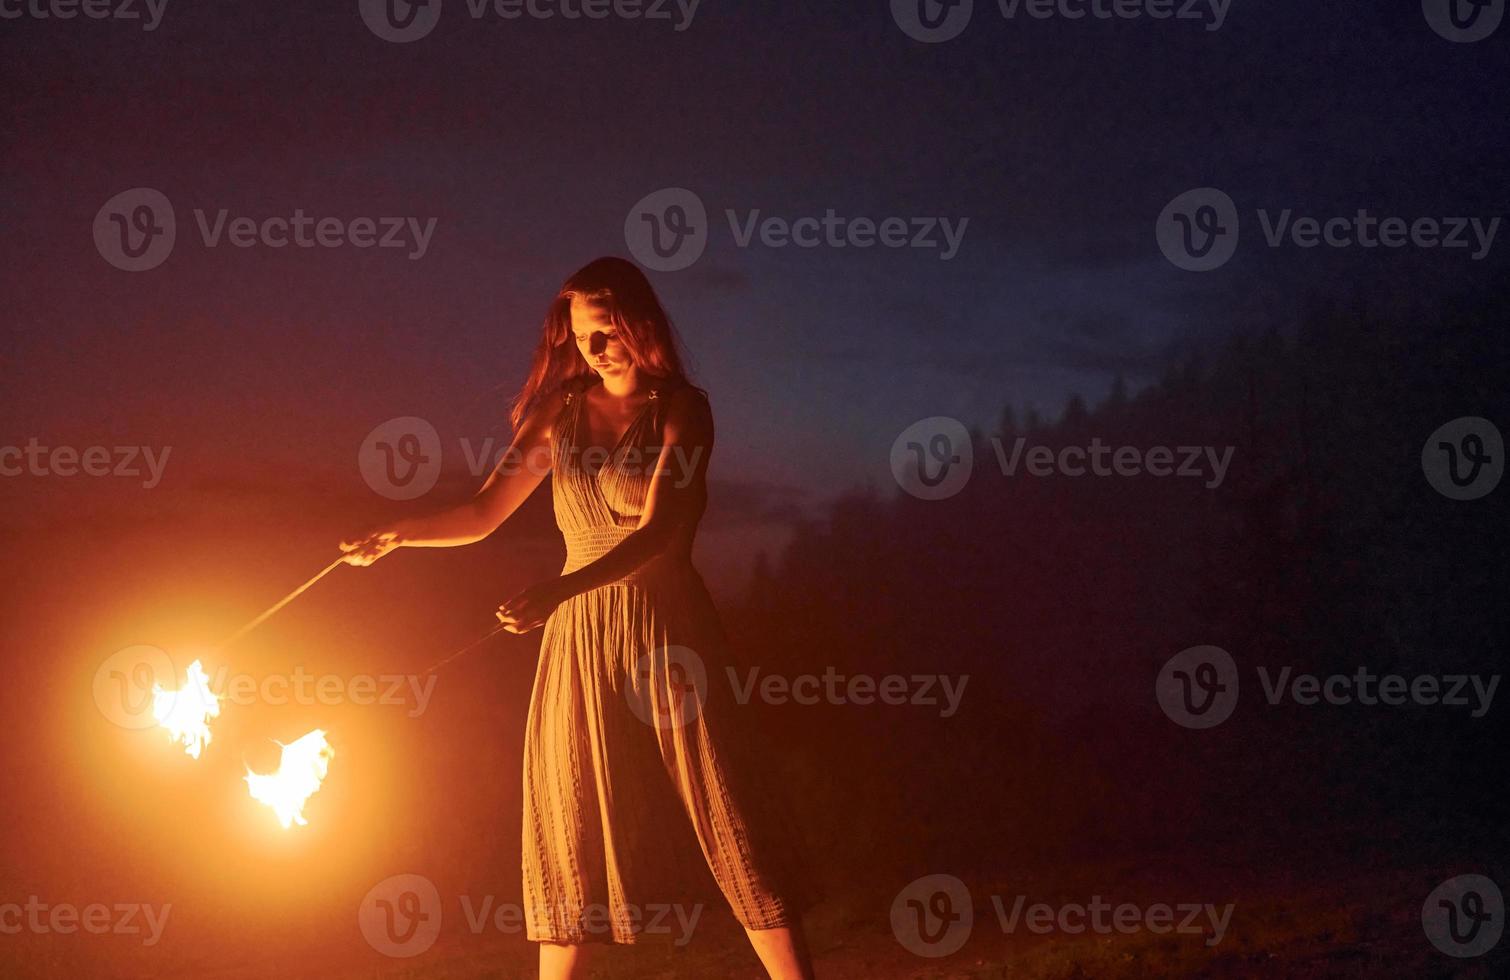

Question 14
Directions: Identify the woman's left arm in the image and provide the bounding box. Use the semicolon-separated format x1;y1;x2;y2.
495;387;712;632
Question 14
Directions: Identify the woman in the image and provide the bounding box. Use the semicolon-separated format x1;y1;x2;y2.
340;256;817;980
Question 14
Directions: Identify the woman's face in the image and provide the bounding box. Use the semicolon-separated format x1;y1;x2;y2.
570;296;632;377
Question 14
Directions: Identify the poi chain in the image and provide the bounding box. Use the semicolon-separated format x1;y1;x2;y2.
216;554;508;675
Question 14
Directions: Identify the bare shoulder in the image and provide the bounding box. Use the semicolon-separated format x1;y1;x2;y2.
519;384;572;441
661;383;713;440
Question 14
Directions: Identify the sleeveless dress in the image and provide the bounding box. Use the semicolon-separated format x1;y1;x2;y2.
521;376;797;944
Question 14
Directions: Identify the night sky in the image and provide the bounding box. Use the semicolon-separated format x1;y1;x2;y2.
4;0;1504;542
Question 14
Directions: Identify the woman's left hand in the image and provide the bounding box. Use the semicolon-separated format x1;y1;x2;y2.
496;580;570;634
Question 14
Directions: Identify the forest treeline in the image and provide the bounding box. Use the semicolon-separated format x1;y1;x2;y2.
722;280;1509;893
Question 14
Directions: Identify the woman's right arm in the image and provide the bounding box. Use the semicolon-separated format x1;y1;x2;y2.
340;387;566;565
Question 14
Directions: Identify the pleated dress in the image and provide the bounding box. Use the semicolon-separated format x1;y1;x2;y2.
521;376;797;945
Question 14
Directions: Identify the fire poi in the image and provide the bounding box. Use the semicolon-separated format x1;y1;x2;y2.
131;553;506;829
244;729;335;829
151;658;222;760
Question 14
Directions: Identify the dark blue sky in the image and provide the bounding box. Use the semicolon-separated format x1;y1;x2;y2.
2;0;1505;523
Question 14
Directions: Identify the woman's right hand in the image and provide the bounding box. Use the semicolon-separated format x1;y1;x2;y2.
339;528;403;566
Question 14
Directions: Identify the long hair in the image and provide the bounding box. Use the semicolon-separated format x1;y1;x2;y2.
508;256;700;432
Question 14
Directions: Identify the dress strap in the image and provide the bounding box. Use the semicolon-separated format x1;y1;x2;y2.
561;376;671;414
647;380;673;432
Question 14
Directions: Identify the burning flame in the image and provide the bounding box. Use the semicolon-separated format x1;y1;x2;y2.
244;729;334;829
151;659;222;759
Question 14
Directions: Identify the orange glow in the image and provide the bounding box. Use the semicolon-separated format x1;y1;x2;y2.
244;729;334;829
151;658;223;760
